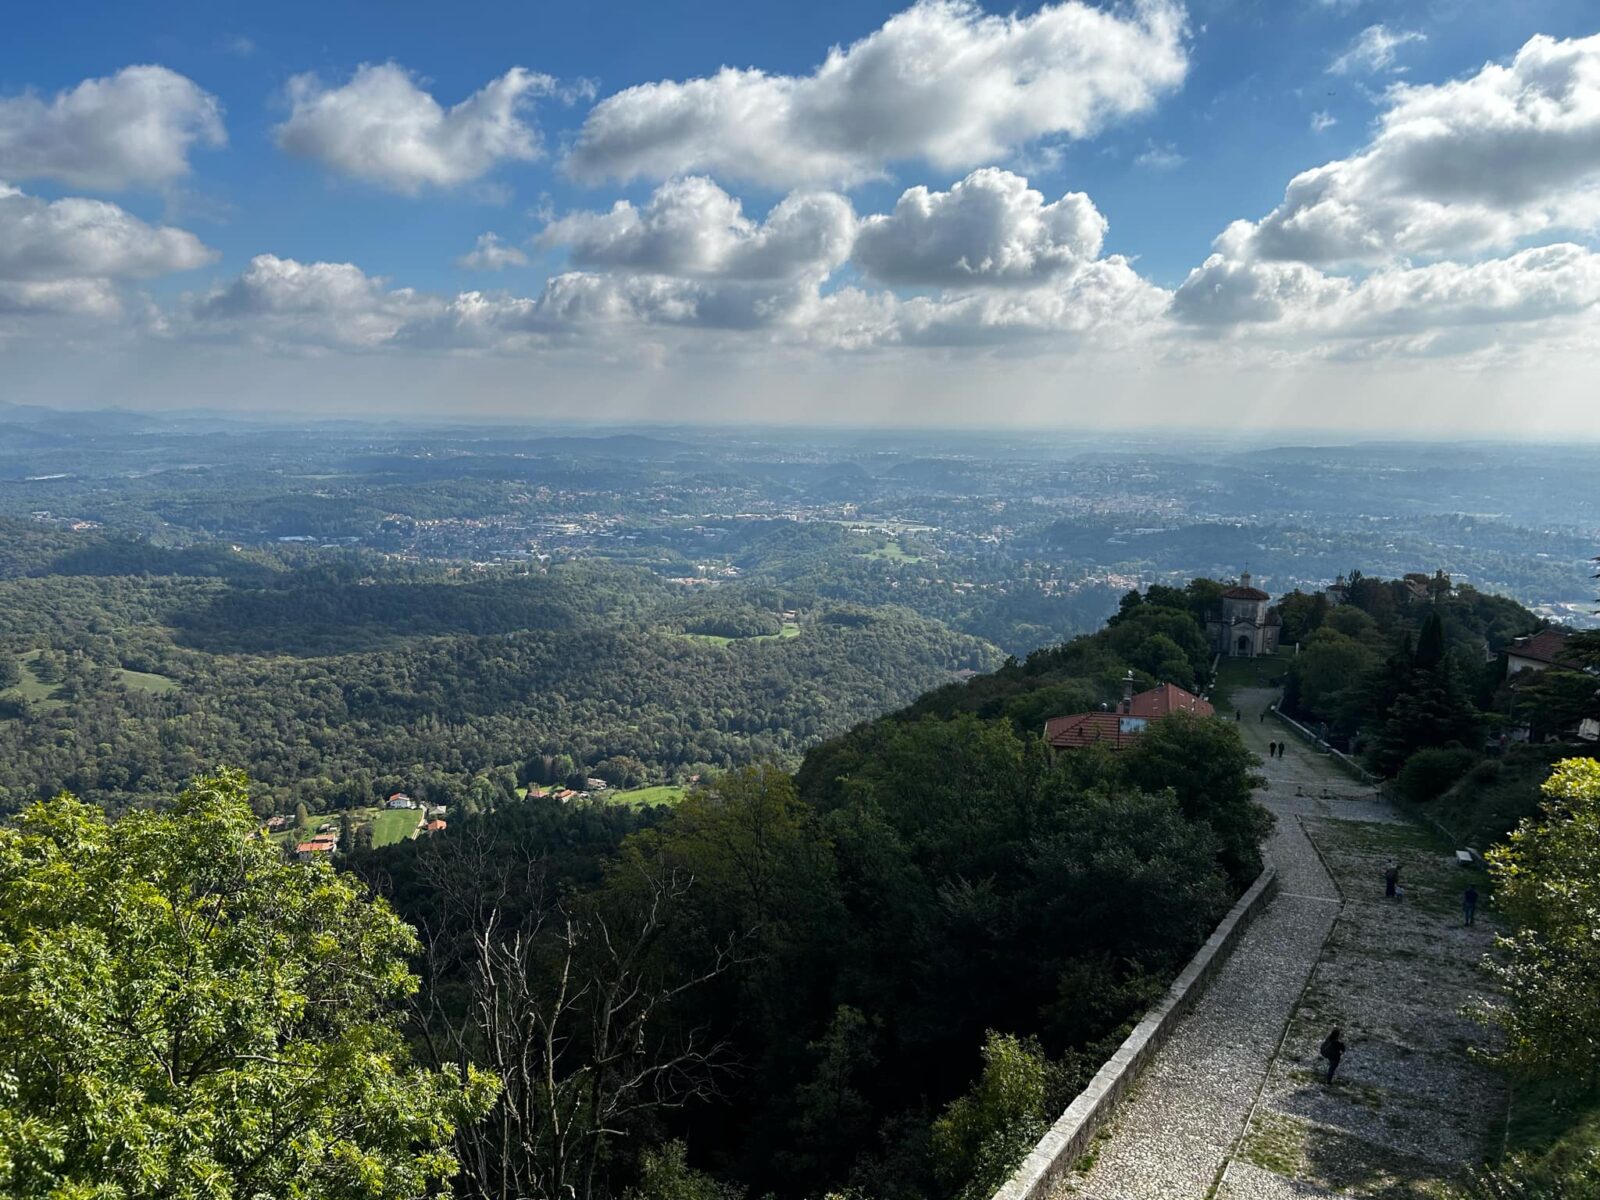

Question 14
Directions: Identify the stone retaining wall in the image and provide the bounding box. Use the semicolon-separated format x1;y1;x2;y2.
1270;709;1378;784
990;864;1281;1200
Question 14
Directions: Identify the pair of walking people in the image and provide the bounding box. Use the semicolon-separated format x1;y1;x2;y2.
1265;739;1285;759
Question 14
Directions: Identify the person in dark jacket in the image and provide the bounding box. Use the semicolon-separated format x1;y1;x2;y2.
1268;740;1277;759
1320;1027;1346;1083
1463;885;1478;925
1384;863;1399;899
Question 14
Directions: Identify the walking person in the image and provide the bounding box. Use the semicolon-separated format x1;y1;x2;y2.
1260;711;1266;723
1384;863;1400;900
1268;739;1277;759
1319;1027;1346;1084
1463;885;1478;926
1235;709;1242;721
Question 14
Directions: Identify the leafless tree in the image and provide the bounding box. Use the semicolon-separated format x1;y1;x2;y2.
406;824;744;1200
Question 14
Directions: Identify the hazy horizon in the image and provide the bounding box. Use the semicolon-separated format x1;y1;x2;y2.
6;0;1600;434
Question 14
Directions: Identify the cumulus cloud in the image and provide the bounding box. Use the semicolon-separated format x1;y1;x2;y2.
1229;31;1600;266
1173;243;1600;339
191;254;443;347
1328;25;1425;76
889;255;1170;345
852;168;1104;286
0;66;224;191
566;0;1187;187
0;184;214;317
541;177;856;280
0;279;122;318
1171;255;1349;326
275;64;555;192
458;232;529;270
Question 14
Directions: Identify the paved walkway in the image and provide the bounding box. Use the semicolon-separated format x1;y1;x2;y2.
1053;686;1435;1200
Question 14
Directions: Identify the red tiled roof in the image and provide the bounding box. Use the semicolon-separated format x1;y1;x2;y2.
1044;684;1212;750
426;820;447;832
1507;629;1573;666
295;841;334;854
1043;711;1151;750
1221;586;1269;601
1127;682;1214;719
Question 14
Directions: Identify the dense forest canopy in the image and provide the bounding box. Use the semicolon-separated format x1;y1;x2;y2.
3;553;1595;1198
325;577;1277;1200
0;557;997;814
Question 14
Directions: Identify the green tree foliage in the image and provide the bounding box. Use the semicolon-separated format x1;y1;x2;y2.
1484;758;1600;1082
0;567;997;815
0;653;19;689
1273;590;1328;645
931;1032;1053;1200
1121;713;1272;884
0;771;495;1198
1368;646;1481;777
1396;746;1481;803
682;606;783;639
625;1141;741;1200
1283;628;1378;732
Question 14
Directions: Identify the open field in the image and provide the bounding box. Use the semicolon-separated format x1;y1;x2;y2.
118;668;178;694
862;540;923;563
370;807;423;847
674;621;802;646
2;651;177;709
607;784;688;808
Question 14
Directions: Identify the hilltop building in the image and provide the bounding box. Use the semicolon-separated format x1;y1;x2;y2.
1505;629;1579;676
1207;571;1280;658
1044;674;1213;752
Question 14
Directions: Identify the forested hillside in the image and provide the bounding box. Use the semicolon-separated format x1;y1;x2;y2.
0;557;996;813
1272;569;1599;842
333;576;1269;1200
1;571;1275;1200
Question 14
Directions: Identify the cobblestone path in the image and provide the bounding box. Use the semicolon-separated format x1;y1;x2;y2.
1053;685;1499;1199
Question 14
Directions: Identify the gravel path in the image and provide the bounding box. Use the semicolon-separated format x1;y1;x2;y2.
1052;685;1457;1200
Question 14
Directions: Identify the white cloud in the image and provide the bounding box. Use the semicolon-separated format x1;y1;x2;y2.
458;232;529;270
0;279;122;318
1328;25;1425;76
541;177;856;280
191;254;442;347
1170;254;1348;326
1173;243;1600;340
275;63;554;193
565;0;1188;187
0;66;224;191
1134;140;1185;170
889;255;1170;345
1226;31;1600;266
0;184;214;317
1310;110;1337;133
852;168;1104;286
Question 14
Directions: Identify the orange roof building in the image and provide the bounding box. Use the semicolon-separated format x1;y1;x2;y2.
1044;679;1213;752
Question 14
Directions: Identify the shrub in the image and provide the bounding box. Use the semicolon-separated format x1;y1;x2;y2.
1398;746;1481;803
931;1031;1050;1200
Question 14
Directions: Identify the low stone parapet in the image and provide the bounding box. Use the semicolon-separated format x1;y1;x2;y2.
990;863;1280;1200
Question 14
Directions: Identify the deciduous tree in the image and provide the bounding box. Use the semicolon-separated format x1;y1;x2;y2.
0;770;494;1199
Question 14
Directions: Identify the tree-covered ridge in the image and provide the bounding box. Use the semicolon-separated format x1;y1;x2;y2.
324;576;1271;1200
0;559;998;814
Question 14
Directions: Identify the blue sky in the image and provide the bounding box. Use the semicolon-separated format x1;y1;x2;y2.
4;0;1600;432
